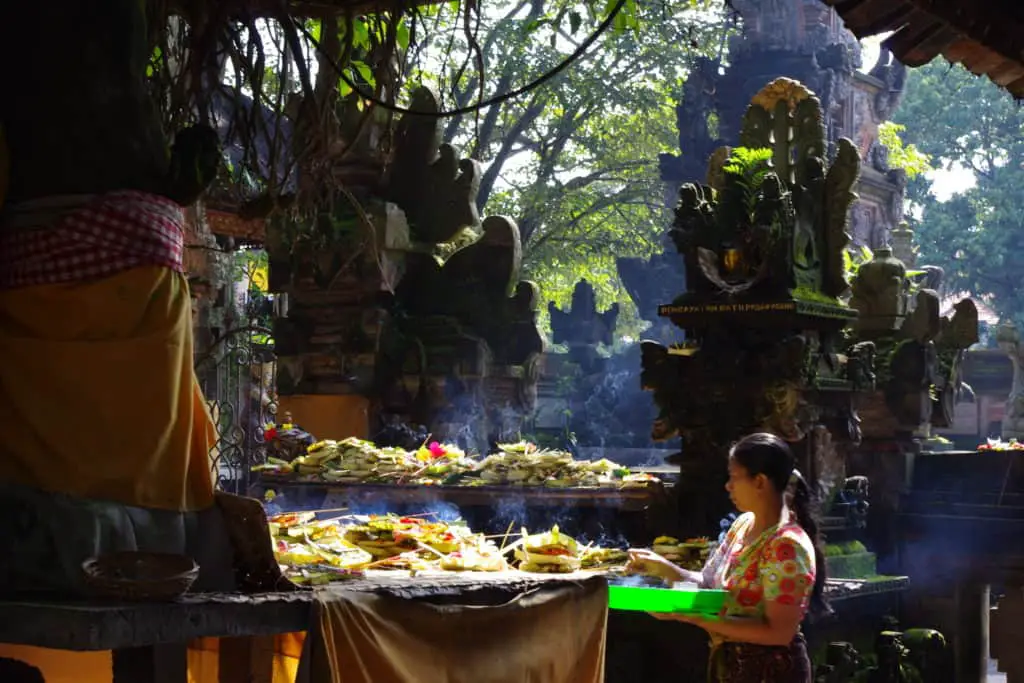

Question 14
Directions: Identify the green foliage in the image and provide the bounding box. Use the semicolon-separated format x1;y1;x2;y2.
722;146;774;226
892;60;1024;327
408;0;730;339
877;122;932;179
722;146;773;178
842;244;874;280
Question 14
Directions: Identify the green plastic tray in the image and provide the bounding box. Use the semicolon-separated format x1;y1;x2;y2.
607;584;726;615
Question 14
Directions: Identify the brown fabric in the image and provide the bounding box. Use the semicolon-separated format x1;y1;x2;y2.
309;578;608;683
709;635;811;683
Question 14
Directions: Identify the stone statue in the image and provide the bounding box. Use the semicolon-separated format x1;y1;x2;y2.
900;289;941;345
997;323;1024;440
849;247;907;334
846;341;877;393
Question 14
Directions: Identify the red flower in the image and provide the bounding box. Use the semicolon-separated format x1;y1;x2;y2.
263;427;278;441
744;564;759;581
775;542;797;562
775;593;796;606
779;578;796;594
428;441;447;459
738;588;760;607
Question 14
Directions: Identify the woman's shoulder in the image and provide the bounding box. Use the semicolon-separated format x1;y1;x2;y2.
770;522;815;557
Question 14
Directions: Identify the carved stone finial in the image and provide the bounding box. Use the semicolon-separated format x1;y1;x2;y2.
386;86;482;244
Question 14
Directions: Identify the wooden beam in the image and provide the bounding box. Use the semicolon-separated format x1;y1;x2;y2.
883;15;947;67
901;0;1024;68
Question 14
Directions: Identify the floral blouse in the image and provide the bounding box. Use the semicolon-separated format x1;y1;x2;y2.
701;511;816;619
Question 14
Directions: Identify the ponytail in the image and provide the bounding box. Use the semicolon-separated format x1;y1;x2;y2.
789;471;829;617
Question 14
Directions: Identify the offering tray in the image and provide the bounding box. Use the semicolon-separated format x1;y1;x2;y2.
607;577;726;616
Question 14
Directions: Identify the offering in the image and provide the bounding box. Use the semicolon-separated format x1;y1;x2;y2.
253;433;660;490
652;536;712;571
513;525;582;573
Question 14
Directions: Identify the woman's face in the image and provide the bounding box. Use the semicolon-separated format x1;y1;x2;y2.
725;457;766;512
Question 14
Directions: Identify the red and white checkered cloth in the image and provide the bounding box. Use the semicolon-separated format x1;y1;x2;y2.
0;190;185;289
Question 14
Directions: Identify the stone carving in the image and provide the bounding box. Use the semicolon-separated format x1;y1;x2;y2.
386;87;481;244
271;85;542;444
900;289;941;345
867;48;907;123
383;214;545;448
658;56;722;189
639;80;872;532
849;247;907;334
667;78;859;305
548;280;620;373
846;341;877;393
997;323;1024;440
848;253;979;433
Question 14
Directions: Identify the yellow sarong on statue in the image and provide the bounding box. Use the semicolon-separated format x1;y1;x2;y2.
0;265;215;510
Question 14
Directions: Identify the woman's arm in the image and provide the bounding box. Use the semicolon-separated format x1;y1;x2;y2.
626;549;702;584
692;601;804;646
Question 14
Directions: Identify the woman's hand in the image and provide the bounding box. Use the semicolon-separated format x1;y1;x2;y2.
625;549;690;583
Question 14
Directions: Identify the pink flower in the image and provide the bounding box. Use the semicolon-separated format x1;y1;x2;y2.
428;442;446;458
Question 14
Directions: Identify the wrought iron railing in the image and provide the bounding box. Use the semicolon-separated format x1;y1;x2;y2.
194;247;276;496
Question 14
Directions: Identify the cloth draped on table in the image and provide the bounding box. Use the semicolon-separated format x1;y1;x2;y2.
0;190;216;512
305;578;609;683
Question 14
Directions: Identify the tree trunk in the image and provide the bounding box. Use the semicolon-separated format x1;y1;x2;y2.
0;0;168;203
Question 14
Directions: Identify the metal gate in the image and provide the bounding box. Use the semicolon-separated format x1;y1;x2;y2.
194;248;276;496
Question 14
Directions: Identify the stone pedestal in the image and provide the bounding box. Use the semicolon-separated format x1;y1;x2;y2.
954;582;990;683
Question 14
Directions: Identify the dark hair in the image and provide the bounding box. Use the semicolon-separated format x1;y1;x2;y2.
729;432;829;616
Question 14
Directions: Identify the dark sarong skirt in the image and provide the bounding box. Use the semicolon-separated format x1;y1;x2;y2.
708;634;812;683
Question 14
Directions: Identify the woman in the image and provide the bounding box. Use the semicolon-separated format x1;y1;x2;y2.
627;432;827;682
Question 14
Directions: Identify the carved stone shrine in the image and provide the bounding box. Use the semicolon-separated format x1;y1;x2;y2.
641;77;871;535
633;0;911;334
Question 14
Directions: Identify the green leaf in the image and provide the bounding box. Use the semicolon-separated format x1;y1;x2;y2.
338;78;353;97
353;60;375;86
396;20;410;50
352;20;370;49
307;19;321;44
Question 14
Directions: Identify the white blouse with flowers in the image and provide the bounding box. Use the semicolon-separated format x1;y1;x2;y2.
700;511;816;620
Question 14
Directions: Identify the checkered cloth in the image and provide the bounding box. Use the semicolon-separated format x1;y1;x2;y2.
0;190;185;289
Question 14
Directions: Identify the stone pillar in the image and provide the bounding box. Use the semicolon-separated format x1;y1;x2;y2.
992;587;1024;683
891;221;916;267
997;323;1024;441
269;201;411;438
954;582;990;683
